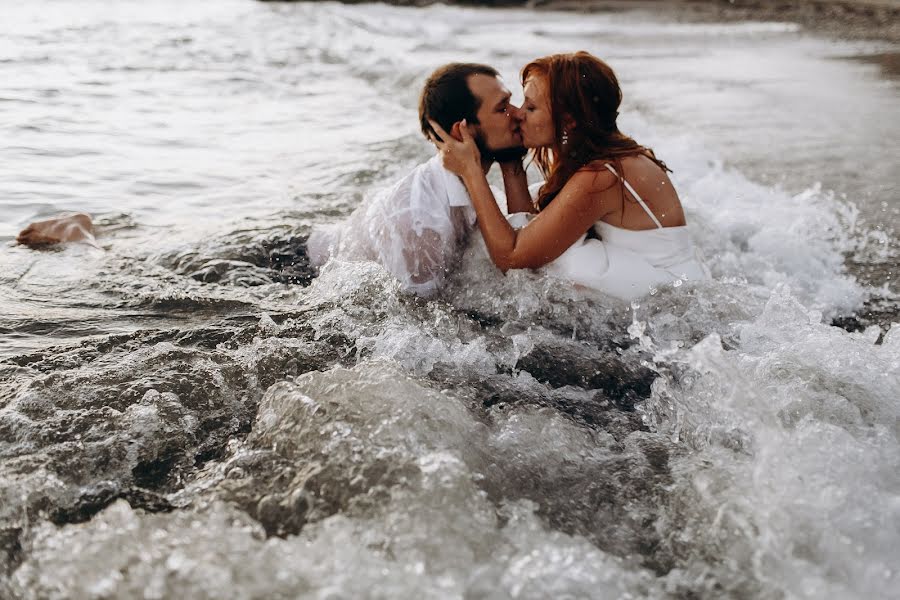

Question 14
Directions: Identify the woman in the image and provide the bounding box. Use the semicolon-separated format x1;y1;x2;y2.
430;51;706;301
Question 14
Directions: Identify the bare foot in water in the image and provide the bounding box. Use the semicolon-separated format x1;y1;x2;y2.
16;213;95;247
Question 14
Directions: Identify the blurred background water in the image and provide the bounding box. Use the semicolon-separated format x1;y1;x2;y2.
0;1;898;598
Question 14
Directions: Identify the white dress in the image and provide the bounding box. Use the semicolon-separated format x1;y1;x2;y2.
540;164;708;301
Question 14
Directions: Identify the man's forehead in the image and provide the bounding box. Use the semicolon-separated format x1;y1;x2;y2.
467;73;511;104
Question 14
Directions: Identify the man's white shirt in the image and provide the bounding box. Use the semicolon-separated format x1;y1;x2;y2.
307;154;480;297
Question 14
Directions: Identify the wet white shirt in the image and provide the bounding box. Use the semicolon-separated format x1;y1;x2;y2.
307;154;477;297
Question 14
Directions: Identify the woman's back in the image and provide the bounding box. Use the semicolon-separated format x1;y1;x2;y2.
587;154;686;231
540;153;705;300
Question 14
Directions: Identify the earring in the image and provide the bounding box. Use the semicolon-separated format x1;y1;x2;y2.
561;130;569;146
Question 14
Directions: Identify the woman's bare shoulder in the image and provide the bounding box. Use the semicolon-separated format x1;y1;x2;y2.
570;163;618;194
619;153;667;178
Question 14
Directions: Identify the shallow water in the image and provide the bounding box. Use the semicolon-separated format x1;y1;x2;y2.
1;1;898;598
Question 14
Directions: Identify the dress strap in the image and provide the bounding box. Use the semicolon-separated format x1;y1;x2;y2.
604;163;663;229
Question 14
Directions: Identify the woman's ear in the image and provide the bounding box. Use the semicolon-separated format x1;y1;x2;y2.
562;113;576;131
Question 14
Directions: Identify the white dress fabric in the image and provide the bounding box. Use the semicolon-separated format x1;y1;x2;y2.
307;154;476;297
539;165;708;301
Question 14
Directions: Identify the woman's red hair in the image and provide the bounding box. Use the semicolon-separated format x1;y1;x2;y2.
522;51;668;210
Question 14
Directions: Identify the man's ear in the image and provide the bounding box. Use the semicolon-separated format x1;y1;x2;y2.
450;121;464;142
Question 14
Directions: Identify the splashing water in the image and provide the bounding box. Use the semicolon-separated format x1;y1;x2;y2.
1;1;898;599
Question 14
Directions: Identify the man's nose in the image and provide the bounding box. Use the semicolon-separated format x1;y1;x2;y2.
508;104;523;121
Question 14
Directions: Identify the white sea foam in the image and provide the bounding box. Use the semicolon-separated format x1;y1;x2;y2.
638;286;900;598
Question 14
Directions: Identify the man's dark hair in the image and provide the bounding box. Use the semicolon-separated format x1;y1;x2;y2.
419;63;499;140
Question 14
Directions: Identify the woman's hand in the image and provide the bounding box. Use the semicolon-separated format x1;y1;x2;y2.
428;119;481;179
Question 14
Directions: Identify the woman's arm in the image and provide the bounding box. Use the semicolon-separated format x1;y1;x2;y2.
462;167;615;271
431;120;615;272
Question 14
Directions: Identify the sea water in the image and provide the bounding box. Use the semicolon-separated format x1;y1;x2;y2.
0;1;898;598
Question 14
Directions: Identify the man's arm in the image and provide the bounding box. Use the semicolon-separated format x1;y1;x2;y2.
16;213;95;246
399;227;449;297
364;187;455;298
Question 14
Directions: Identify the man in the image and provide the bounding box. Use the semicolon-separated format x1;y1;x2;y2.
17;63;527;297
307;62;527;297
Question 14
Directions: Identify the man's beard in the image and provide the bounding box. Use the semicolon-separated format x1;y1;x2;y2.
474;130;527;163
488;146;528;163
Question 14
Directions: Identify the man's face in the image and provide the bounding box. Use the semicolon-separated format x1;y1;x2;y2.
466;74;522;154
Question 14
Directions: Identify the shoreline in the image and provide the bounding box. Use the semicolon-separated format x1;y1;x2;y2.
298;0;900;44
531;0;900;44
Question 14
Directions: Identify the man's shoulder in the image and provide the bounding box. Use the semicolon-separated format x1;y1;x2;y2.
373;155;451;208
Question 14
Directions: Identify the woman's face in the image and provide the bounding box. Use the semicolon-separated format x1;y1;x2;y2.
517;75;555;149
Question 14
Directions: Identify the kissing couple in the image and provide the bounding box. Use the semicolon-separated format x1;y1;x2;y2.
307;51;707;301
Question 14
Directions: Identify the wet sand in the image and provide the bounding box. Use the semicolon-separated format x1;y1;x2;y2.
321;0;899;69
528;0;900;43
388;0;899;43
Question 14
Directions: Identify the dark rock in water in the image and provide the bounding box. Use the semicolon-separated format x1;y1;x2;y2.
831;296;897;343
200;233;316;286
43;483;174;527
461;372;646;434
0;528;23;577
258;234;318;285
43;481;121;525
131;451;182;490
515;339;656;410
163;231;315;287
121;487;176;513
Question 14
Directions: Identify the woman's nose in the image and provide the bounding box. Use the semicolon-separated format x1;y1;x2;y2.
509;104;523;121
